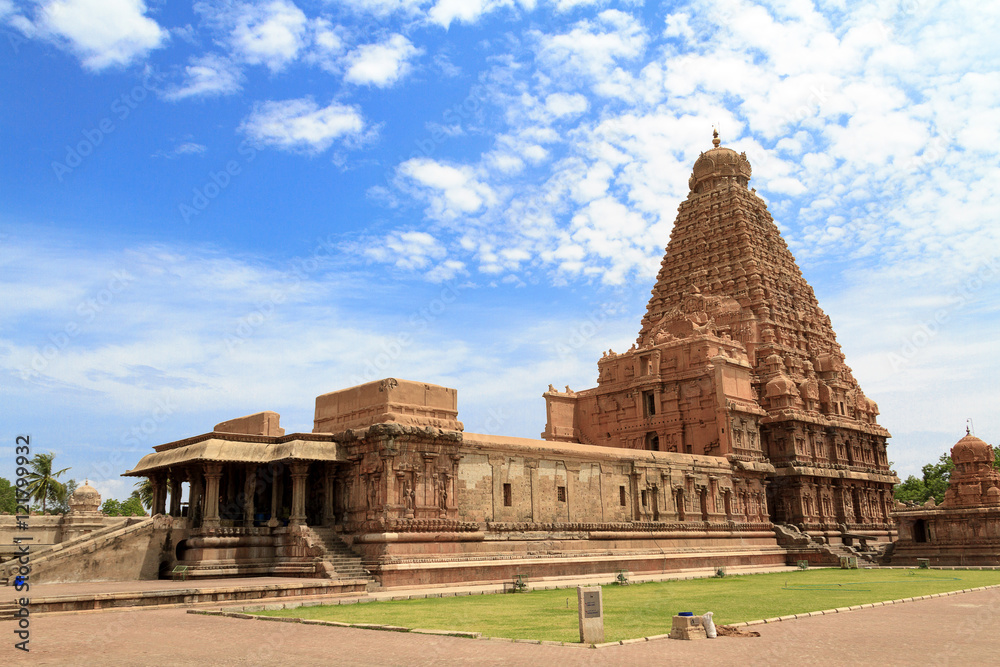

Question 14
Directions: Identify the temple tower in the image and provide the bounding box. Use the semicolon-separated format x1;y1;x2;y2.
543;131;897;537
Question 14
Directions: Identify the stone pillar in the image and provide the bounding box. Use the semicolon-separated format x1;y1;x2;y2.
243;465;256;528
269;464;284;527
151;473;167;516
489;454;504;521
660;472;675;521
168;474;183;517
422;453;438;509
333;470;346;525
190;470;204;525
322;463;335;526
289;462;309;526
527;459;539;522
224;466;237;517
564;463;579;523
202;463;223;528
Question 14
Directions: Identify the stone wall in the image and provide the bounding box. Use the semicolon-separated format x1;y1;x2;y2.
2;516;186;584
0;514;126;561
890;506;1000;566
331;425;782;586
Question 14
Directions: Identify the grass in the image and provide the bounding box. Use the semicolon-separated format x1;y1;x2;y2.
254;568;1000;643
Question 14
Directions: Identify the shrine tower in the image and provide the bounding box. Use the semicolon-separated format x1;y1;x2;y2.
543;131;898;536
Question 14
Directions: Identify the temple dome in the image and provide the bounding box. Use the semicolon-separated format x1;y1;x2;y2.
68;480;101;514
951;433;993;466
688;131;752;194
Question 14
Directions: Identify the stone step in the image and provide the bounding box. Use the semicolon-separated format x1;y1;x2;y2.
303;527;373;583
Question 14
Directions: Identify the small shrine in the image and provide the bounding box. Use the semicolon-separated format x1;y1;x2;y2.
889;431;1000;566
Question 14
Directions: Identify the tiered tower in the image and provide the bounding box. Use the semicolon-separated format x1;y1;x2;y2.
543;131;898;536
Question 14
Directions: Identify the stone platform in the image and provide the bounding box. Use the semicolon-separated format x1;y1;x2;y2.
0;576;369;616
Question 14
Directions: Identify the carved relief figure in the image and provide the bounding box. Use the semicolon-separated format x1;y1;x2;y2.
403;480;414;512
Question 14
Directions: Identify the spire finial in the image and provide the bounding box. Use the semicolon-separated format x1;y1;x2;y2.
712;127;720;148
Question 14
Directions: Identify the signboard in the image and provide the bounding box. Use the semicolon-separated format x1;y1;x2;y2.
583;591;601;618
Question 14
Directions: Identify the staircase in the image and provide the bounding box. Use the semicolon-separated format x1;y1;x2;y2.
774;523;878;567
303;527;373;582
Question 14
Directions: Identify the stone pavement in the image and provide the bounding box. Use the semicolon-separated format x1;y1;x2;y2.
6;570;1000;665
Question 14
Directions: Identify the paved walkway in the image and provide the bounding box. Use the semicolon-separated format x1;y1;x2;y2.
6;587;999;666
7;569;1000;665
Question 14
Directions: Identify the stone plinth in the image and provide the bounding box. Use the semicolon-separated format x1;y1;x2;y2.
314;378;463;433
577;585;604;644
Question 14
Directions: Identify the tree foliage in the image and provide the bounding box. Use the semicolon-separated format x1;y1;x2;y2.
0;477;16;514
24;452;70;513
51;479;77;514
101;495;146;517
894;445;1000;505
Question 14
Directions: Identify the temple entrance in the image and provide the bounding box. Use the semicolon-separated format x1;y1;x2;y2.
913;519;927;543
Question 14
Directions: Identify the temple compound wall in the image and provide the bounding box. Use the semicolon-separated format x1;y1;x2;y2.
124;379;787;587
889;433;1000;567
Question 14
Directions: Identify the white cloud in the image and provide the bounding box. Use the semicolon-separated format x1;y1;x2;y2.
428;0;513;29
533;9;648;98
239;98;366;153
152;142;207;159
398;158;496;219
663;11;694;40
337;0;429;17
165;53;243;100
196;0;308;72
553;0;608;11
344;34;421;87
364;230;446;270
27;0;168;70
544;92;588;118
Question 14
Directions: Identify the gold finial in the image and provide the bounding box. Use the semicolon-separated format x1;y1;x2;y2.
712;127;720;148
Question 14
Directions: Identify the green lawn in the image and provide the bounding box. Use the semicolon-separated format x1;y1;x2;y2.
254;569;1000;643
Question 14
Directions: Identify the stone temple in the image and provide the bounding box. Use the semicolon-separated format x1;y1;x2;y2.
543;130;897;537
889;431;1000;566
4;132;900;588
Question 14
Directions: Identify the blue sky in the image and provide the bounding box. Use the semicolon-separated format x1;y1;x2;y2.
1;0;999;501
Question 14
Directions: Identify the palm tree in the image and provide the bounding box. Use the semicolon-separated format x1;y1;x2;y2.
133;476;170;511
134;478;153;510
25;452;70;514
